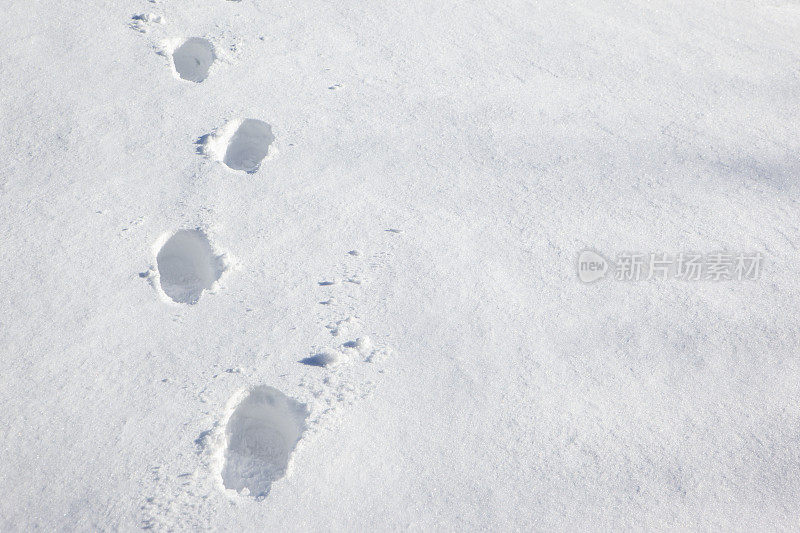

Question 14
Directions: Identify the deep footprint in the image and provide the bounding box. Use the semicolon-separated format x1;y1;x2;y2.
172;38;215;82
156;229;224;304
223;119;274;173
222;386;308;499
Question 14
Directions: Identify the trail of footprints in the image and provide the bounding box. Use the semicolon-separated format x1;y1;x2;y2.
131;1;393;517
140;249;396;529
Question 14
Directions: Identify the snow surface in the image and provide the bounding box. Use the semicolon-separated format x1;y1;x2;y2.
1;0;800;530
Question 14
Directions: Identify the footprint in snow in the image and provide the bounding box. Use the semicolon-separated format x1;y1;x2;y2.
221;386;308;499
171;38;215;82
201;119;275;173
155;229;226;304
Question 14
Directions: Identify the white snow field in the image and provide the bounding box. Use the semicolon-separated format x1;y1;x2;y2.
1;0;799;530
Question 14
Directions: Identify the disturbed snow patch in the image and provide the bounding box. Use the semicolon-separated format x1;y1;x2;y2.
201;119;275;173
301;347;344;367
172;38;215;82
155;229;226;304
218;387;308;499
130;13;165;33
301;336;385;367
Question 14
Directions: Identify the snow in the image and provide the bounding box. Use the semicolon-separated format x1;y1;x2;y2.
301;347;345;368
200;118;277;174
154;228;227;305
215;386;308;500
1;0;799;530
171;38;216;83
